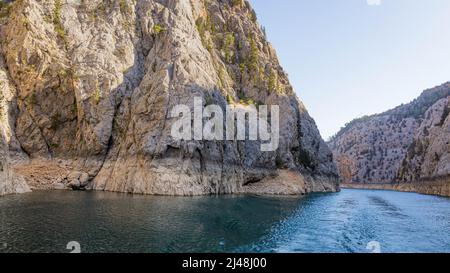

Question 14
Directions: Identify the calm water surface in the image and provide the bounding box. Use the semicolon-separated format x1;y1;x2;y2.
0;189;449;253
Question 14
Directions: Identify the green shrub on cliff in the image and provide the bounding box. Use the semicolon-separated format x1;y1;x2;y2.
119;0;131;15
53;0;68;48
153;24;164;35
221;33;235;63
196;16;215;53
247;36;258;72
0;1;12;21
92;88;101;105
239;62;246;81
226;94;234;104
267;69;277;93
26;93;37;110
231;0;244;8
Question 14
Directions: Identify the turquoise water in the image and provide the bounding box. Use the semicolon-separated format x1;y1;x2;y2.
0;189;449;253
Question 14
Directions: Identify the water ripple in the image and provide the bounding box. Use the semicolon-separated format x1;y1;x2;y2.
0;190;449;253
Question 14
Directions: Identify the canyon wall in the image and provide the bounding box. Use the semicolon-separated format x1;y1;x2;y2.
329;83;450;197
0;0;338;196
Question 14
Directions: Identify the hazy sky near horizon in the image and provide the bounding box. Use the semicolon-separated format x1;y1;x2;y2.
249;0;450;139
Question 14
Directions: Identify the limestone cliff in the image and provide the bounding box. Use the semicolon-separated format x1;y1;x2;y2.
0;54;30;195
0;0;338;196
329;83;450;196
397;96;450;190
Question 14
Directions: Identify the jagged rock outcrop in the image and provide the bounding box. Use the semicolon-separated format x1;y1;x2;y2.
0;0;338;196
329;83;450;196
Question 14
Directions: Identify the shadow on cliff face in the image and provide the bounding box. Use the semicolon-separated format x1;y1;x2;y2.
92;81;281;195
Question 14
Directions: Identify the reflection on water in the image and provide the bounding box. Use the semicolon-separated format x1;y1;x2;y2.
0;191;300;253
0;189;449;253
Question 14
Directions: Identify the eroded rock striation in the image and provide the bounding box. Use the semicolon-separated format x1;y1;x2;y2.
329;83;450;197
0;0;338;196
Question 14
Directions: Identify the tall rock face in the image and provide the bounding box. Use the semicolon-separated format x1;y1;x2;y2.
0;0;338;196
0;55;30;195
397;97;450;182
329;83;450;196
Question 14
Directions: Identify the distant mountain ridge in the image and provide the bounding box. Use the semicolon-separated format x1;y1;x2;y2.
330;82;450;142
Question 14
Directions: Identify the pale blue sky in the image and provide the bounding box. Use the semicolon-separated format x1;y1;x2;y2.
250;0;450;139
